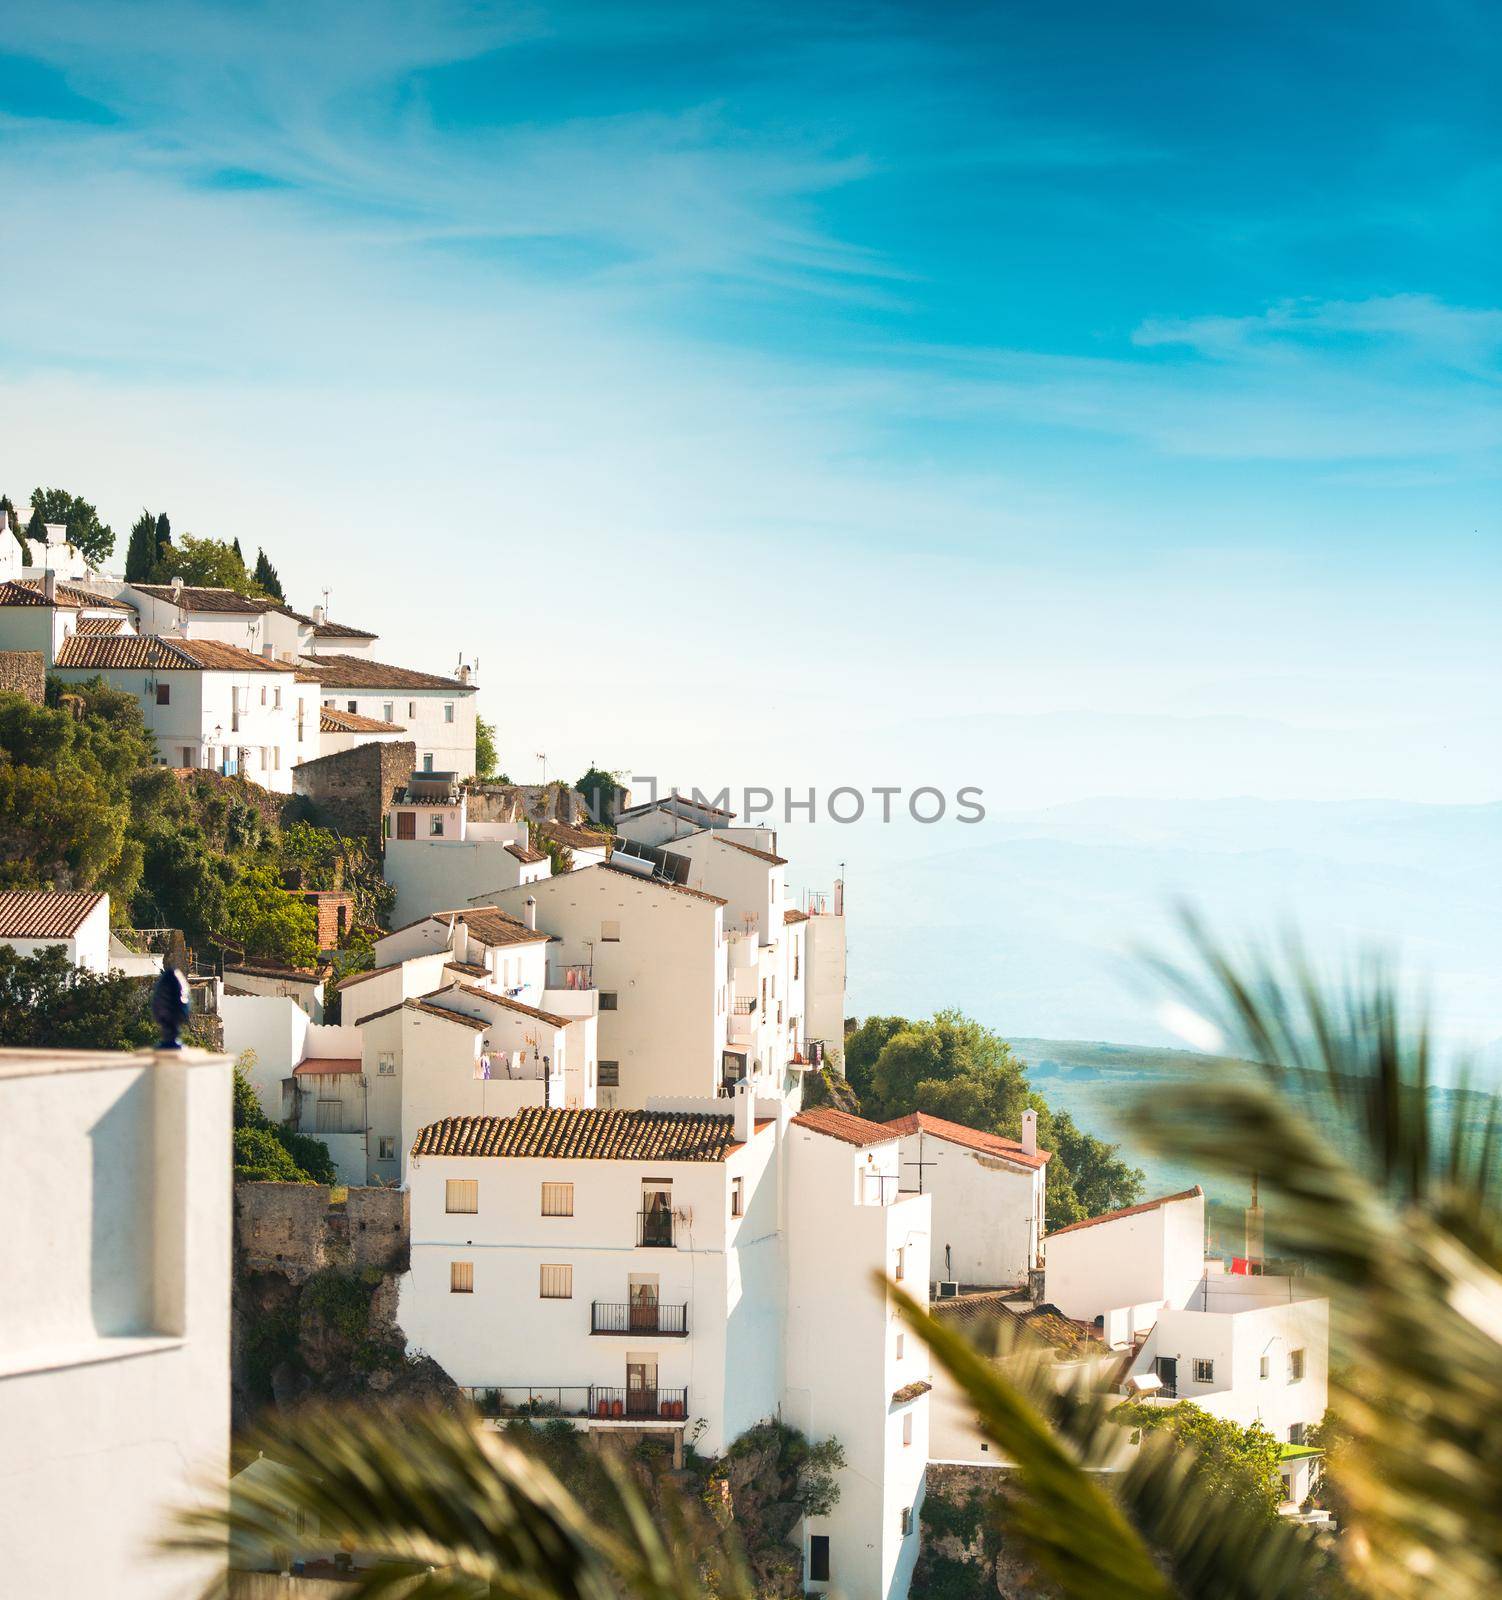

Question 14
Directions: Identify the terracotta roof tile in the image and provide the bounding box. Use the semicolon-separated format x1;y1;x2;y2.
450;907;551;948
292;1057;362;1077
0;579;133;611
791;1107;899;1148
298;653;474;691
1046;1186;1204;1240
320;706;406;734
783;908;810;924
505;842;548;864
0;890;106;939
931;1293;1105;1357
130;584;275;613
718;837;789;866
882;1111;1052;1170
432;981;569;1029
73;615;129;636
412;1106;737;1162
55;635;291;672
405;998;488;1030
534;819;612;852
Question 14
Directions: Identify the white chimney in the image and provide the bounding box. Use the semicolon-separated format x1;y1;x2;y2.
1021;1108;1037;1157
523;896;537;932
734;1076;754;1145
43;571;56;603
457;663;472;684
833;877;844;915
312;604;326;627
171;575;185;600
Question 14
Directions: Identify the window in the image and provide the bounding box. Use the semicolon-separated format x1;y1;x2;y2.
450;1261;473;1294
274;687;282;709
601;919;621;942
423;754;434;772
895;1333;905;1361
1289;1348;1305;1382
793;940;800;979
444;702;455;723
1193;1358;1215;1384
378;1136;395;1160
1259;1355;1270;1380
396;811;416;840
808;1536;830;1583
323;698;334;708
445;1179;478;1214
895;1246;906;1282
430;815;445;837
598;1060;620;1087
181;747;193;767
540;1263;573;1299
541;1182;574;1217
314;1099;341;1132
383;702;393;722
900;1507;913;1537
902;1413;913;1447
730;1177;744;1218
409;701;417;718
1289;1422;1307;1445
600;991;618;1011
155;682;171;705
347;700;358;714
377;1051;396;1076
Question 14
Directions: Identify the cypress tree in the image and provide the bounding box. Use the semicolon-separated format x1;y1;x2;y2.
253;548;286;601
124;510;158;582
153;512;172;577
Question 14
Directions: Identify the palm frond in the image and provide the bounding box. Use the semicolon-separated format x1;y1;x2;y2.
165;1402;749;1600
1133;923;1502;1600
893;1281;1339;1598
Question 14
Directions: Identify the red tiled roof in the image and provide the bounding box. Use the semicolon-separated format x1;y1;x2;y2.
433;982;569;1030
130;584;274;613
882;1111;1051;1170
298;653;474;691
0;579;133;610
450;907;551;948
784;908;810;925
505;841;548;864
54;635;291;672
74;615;129;636
533;819;612;851
931;1293;1105;1357
412;1107;736;1162
0;890;106;939
1046;1186;1204;1240
292;1057;361;1077
718;837;788;866
791;1107;899;1148
320;706;406;734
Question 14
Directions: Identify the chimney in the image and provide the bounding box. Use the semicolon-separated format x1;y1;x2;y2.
735;1076;754;1145
171;575;185;601
1245;1173;1264;1268
457;663;471;684
833;877;844;916
1021;1108;1037;1157
523;896;537;932
43;570;56;603
312;604;326;627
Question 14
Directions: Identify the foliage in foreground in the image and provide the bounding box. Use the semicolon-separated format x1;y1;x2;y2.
0;943;155;1051
844;1008;1146;1226
233;1055;336;1184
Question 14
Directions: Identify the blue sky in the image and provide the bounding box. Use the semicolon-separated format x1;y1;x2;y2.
0;0;1497;812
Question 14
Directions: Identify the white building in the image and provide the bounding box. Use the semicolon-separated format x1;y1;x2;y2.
384;773;549;927
481;865;730;1108
0;1044;231;1599
373;906;553;1002
303;654;478;776
121;583;377;665
51;634;318;791
0;575;137;661
220;990;362;1122
611;792;741;849
883;1109;1049;1291
401;1096;930;1600
0;889;113;974
318;704;408;756
0;518;102;583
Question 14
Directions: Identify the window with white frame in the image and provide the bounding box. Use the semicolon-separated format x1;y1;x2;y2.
378;1136;395;1160
383;702;393;721
1259;1354;1270;1380
445;1179;478;1214
450;1261;473;1294
443;702;454;723
1193;1358;1215;1384
1289;1348;1305;1382
540;1263;573;1299
541;1182;574;1217
378;1051;396;1076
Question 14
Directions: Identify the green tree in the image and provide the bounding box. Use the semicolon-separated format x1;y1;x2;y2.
232;1054;337;1183
574;764;622;825
868;1010;1029;1124
1113;1402;1284;1516
154;511;172;571
153;532;263;594
0;944;154;1050
842;1013;909;1103
124;509;160;582
253;547;285;600
28;485;114;565
475;716;500;779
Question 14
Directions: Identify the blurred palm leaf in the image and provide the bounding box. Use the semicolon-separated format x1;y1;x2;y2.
890;1282;1341;1599
166;1402;750;1600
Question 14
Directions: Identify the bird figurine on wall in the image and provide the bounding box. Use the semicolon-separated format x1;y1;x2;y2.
152;960;192;1050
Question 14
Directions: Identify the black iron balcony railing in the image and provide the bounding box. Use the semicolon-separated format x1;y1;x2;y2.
637;1208;675;1248
593;1386;689;1421
457;1385;690;1422
592;1300;688;1336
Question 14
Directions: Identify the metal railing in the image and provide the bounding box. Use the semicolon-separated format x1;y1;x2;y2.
592;1301;689;1337
458;1385;690;1423
637;1209;675;1248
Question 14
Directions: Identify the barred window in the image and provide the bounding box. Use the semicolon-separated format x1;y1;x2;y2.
540;1264;573;1299
445;1179;478;1214
541;1182;574;1217
1193;1358;1215;1384
450;1261;473;1294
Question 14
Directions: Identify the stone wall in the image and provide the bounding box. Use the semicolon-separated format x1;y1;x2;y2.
0;650;45;705
235;1181;409;1284
913;1462;1052;1599
293;741;416;843
466;782;591;825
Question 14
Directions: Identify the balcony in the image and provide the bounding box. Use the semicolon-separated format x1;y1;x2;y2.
549;963;595;991
592;1300;688;1337
459;1384;689;1423
637;1209;675;1248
